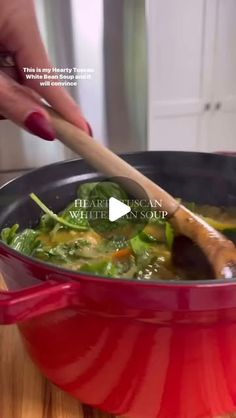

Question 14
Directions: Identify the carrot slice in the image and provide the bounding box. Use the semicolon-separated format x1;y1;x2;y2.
112;248;132;260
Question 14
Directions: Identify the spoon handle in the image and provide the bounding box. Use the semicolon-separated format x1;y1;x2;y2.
47;106;179;216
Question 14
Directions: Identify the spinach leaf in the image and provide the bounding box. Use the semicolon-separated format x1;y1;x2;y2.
78;181;128;201
80;260;119;277
30;193;88;231
78;182;130;236
9;229;40;255
1;224;19;245
130;234;153;254
38;214;56;233
78;182;99;199
60;200;89;229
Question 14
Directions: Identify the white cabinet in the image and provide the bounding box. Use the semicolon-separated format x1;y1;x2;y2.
148;0;236;152
204;0;236;152
147;0;205;151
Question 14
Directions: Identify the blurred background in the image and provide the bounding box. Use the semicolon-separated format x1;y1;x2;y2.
0;0;236;184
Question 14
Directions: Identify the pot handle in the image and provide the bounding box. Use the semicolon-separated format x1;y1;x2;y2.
0;280;80;325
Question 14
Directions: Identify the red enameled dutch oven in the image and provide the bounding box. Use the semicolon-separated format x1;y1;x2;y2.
1;151;236;418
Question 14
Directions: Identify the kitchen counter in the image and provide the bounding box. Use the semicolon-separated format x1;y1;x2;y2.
0;276;115;418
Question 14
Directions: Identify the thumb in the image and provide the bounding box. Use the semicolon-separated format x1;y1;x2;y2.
0;71;55;141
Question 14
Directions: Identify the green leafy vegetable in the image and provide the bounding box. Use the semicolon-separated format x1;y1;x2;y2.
1;224;19;245
78;181;128;201
80;260;119;277
30;193;88;231
139;231;159;243
38;214;56;233
165;222;174;249
80;254;136;278
77;182;130;236
78;182;98;199
60;200;89;229
9;229;39;255
130;233;153;254
1;224;39;255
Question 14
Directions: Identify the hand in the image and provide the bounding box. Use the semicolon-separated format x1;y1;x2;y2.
0;0;92;141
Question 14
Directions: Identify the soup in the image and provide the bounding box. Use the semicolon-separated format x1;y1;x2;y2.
1;181;236;281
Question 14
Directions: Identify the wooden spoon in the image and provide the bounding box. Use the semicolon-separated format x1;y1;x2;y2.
46;106;236;279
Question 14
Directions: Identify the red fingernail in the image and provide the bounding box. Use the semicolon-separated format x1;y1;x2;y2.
24;112;56;141
86;121;93;137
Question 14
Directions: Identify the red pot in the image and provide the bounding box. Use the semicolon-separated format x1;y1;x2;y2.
1;151;236;418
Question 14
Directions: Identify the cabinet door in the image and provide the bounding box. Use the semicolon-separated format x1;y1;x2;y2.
147;0;206;151
206;0;236;152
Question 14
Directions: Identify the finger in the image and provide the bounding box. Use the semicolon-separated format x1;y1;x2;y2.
0;49;43;116
0;67;42;120
0;51;20;119
19;82;42;104
0;72;55;141
9;6;91;134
